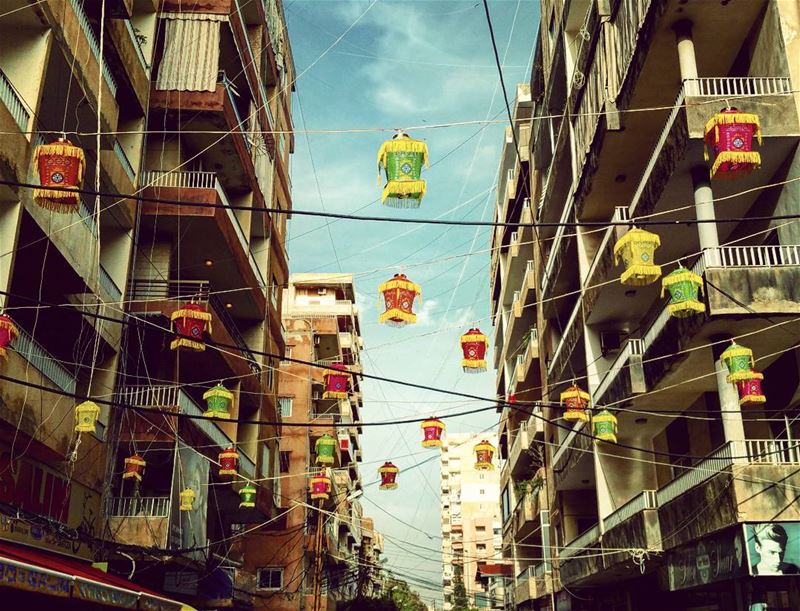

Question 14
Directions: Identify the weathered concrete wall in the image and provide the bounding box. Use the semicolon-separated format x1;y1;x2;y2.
733;464;800;521
706;267;800;315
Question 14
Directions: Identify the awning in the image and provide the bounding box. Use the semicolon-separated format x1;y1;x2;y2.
0;540;194;610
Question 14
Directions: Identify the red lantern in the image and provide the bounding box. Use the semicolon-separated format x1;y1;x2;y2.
32;138;87;213
704;108;761;180
736;371;766;407
379;274;421;327
170;303;212;351
507;394;517;404
460;328;488;373
310;473;331;501
378;462;399;490
0;315;18;360
474;440;496;470
421;417;445;448
560;384;591;423
123;454;146;481
323;363;350;399
219;447;239;476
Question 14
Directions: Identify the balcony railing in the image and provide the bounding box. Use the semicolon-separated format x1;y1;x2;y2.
559;523;600;560
657;443;733;507
684;76;793;97
13;325;76;394
67;0;118;97
594;339;643;404
0;68;29;131
114;140;136;183
603;490;657;533
108;496;170;517
703;245;800;268
546;298;581;379
99;264;122;302
124;19;149;72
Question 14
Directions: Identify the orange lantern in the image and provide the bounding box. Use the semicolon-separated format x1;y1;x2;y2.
736;371;766;407
0;314;18;360
704;107;761;180
560;384;590;423
460;328;488;373
323;363;350;399
32;138;86;213
378;274;421;327
474;440;495;470
219;447;239;477
378;462;399;490
310;473;331;501
170;302;212;351
122;454;146;481
421;417;445;448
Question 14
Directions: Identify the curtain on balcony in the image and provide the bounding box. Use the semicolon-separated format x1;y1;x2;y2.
155;13;228;92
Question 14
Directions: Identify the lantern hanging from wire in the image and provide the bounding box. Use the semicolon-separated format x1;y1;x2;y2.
378;274;422;327
704;107;762;180
561;384;591;423
593;410;618;444
315;434;337;466
122;454;146;482
421;417;446;448
474;440;496;470
720;342;755;383
379;462;399;490
613;228;662;286
310;473;331;500
170;302;212;351
377;131;430;208
0;314;18;361
219;447;240;477
323;363;350;399
32;138;86;213
74;400;100;433
736;370;766;407
661;266;705;318
203;383;234;419
239;485;256;508
460;328;488;373
179;488;196;511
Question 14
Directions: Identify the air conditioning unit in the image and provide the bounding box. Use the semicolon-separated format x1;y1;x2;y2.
600;331;622;356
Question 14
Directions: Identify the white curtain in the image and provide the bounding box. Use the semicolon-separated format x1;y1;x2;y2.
155;12;228;92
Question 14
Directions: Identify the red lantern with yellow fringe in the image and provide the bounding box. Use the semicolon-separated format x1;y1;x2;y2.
736;371;766;407
378;462;399;490
219;447;240;477
170;303;212;351
32;138;86;213
704;107;761;180
460;328;488;373
379;274;421;327
323;363;350;399
123;454;146;481
561;384;591;423
0;315;18;360
310;473;331;501
421;417;445;448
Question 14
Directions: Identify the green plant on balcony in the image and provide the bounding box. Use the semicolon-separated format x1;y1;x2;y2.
514;472;545;500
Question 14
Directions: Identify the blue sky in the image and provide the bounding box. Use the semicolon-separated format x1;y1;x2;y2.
284;1;539;601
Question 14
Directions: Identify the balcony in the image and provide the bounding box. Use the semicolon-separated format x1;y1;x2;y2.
0;67;29;131
107;496;170;548
12;324;77;394
512;483;547;542
540;207;577;319
552;422;593;491
67;0;118;98
514;326;539;386
546;298;583;382
514;564;555;604
558;523;601;586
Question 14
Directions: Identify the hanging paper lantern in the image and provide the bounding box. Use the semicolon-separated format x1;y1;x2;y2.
170;303;212;351
219;447;240;477
32;138;86;213
720;342;755;383
239;485;256;508
560;385;590;423
74;400;100;433
179;488;196;511
323;363;350;399
315;434;337;466
421;417;445;448
203;383;234;419
613;228;662;286
474;440;496;471
704;107;761;180
310;474;331;500
123;454;146;481
377;131;429;208
0;314;18;361
378;462;399;490
593;410;618;444
736;371;766;407
460;328;488;373
379;274;421;327
661;266;705;318
507;393;517;404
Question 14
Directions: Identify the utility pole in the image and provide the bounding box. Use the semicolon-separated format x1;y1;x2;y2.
312;500;325;611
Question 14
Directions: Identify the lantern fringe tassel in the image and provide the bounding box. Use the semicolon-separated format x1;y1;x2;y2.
322;390;348;400
170;308;212;351
709;151;761;179
462;358;487;373
620;263;663;287
378;277;422;296
32;141;86;213
377;139;430;172
704;112;762;144
379;309;417;325
316;455;334;466
667;300;706;317
661;269;706;317
203;386;234;401
422;439;442;448
382;180;426;207
379;483;398;490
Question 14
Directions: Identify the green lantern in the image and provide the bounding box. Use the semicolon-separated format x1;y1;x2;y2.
203;383;233;419
661;266;705;318
720;342;755;383
239;485;256;508
593;410;618;444
377;131;429;208
315;434;336;466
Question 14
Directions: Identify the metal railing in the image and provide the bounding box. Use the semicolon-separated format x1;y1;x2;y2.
231;1;275;129
603;490;657;533
13;325;76;394
594;339;643;404
547;298;581;378
704;245;800;268
684;77;793;97
0;68;29;131
114;140;136;182
657;443;733;507
559;523;600;560
552;421;584;467
743;439;800;464
124;19;149;72
99;265;122;302
68;0;118;97
108;496;170;517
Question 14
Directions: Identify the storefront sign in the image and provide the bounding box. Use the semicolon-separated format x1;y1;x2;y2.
744;522;800;576
0;559;71;597
74;577;138;608
666;527;746;591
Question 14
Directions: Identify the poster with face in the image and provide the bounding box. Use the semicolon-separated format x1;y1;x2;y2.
745;523;800;576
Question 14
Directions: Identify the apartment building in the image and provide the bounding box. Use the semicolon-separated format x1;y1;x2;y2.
250;273;367;611
493;1;800;610
442;433;503;611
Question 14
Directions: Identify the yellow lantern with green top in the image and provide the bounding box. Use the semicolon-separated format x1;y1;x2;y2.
203;383;234;419
613;228;662;286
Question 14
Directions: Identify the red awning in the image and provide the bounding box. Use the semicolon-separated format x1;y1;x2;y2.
0;539;189;610
476;562;513;577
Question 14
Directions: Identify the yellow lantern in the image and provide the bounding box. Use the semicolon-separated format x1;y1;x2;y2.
593;410;618;444
560;385;590;423
613;228;661;286
180;488;196;511
74;400;100;433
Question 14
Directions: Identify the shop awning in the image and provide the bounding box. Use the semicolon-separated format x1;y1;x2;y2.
0;540;195;610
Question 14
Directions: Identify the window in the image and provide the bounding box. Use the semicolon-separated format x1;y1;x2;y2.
278;397;292;418
285;346;292;360
279;451;291;473
493;528;501;536
479;473;485;480
476;544;486;551
257;567;283;590
479;488;485;496
266;366;274;393
476;525;486;532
